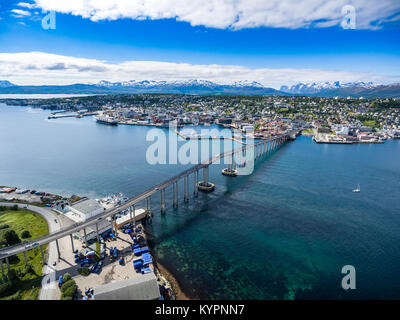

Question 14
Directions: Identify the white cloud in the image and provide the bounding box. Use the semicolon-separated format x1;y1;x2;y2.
32;0;400;30
17;2;36;9
0;52;398;88
11;9;32;17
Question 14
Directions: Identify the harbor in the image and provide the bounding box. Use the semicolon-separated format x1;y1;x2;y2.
1;102;400;299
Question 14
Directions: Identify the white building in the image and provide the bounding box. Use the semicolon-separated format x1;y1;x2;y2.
69;199;105;221
94;272;160;300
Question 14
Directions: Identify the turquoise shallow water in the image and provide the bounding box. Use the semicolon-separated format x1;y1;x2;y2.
1;104;400;299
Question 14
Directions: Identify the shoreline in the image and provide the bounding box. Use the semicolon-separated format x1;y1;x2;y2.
154;260;191;300
144;228;192;300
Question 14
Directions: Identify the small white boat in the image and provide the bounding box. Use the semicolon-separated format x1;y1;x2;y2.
352;184;361;193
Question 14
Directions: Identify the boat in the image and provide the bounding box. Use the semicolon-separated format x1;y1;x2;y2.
96;115;118;126
352;184;360;193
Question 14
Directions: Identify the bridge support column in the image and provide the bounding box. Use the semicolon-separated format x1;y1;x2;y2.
193;172;198;197
132;204;136;227
146;196;151;211
83;228;88;247
23;251;28;265
175;182;179;205
172;182;176;208
55;239;61;259
40;245;45;264
222;153;237;177
160;189;166;214
70;234;75;253
5;257;10;272
197;166;215;192
96;223;100;243
186;175;190;202
183;176;187;202
1;259;4;277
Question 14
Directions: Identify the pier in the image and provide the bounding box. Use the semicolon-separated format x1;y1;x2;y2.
0;130;296;265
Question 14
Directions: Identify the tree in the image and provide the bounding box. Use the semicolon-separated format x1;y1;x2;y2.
60;279;76;293
62;273;72;282
21;230;31;239
4;230;20;246
60;282;77;300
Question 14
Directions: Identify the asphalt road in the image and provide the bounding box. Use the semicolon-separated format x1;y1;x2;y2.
0;203;61;300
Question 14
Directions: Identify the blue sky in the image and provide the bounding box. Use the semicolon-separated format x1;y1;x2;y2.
0;0;400;88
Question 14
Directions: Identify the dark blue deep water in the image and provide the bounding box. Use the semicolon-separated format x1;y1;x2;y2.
1;104;400;299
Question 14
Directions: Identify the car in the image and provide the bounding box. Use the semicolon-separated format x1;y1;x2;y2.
53;261;56;266
30;190;36;194
98;217;102;220
54;219;57;223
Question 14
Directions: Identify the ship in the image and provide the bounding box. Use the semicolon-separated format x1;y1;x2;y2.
352;184;361;193
96;115;118;126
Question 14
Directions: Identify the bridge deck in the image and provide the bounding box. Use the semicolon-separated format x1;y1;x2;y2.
0;131;295;259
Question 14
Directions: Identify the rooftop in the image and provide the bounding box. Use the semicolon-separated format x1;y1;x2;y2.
70;198;104;215
94;272;160;300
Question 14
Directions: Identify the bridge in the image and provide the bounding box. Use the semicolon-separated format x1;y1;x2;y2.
0;130;297;275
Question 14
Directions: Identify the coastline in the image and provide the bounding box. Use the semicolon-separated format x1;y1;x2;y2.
144;228;191;300
154;261;190;300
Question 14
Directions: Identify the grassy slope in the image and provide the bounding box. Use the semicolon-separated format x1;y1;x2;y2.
0;208;49;300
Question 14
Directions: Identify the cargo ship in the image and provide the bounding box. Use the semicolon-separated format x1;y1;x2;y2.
96;115;118;126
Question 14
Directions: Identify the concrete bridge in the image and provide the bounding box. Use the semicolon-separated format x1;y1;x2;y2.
0;130;297;275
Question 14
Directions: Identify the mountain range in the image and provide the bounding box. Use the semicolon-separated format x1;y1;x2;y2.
0;79;399;98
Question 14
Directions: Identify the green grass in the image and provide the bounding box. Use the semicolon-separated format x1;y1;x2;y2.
362;120;378;128
301;129;314;135
0;199;46;207
0;207;49;300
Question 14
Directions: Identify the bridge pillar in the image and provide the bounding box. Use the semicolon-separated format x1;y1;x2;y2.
70;234;75;253
175;182;179;205
172;182;176;208
55;239;61;259
183;175;188;202
40;245;45;264
96;223;100;243
193;171;198;197
160;189;166;214
1;259;4;277
5;257;10;272
146;196;151;211
222;153;237;177
197;166;215;192
83;228;88;247
23;251;28;265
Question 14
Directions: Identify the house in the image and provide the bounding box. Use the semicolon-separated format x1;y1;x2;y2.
69;199;105;221
94;272;160;300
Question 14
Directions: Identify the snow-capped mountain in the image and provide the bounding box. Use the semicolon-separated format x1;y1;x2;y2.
92;79;279;95
95;79;264;88
280;81;378;94
0;80;16;88
0;79;398;97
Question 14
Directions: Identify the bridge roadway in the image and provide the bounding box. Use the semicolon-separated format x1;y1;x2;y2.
0;131;294;260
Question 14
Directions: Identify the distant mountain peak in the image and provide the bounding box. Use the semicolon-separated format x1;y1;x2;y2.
96;79;266;88
280;81;378;94
0;80;16;88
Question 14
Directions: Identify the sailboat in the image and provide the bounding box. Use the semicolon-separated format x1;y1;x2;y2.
352;184;361;193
